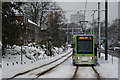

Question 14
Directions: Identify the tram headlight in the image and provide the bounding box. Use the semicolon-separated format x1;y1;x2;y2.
90;57;93;60
77;57;80;60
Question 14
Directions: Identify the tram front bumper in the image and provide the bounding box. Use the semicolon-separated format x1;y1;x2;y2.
75;56;95;65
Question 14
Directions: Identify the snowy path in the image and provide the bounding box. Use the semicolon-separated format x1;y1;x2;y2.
76;67;97;78
39;57;76;78
14;50;73;78
38;57;98;78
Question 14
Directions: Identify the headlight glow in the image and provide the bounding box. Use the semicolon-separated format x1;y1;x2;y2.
90;57;93;60
77;57;80;60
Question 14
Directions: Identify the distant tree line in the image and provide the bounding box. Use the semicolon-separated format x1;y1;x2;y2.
86;18;120;47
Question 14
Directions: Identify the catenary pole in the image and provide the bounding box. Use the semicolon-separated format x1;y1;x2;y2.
92;11;95;35
105;0;108;60
98;2;101;58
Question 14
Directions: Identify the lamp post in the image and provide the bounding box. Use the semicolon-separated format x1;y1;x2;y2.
21;37;23;63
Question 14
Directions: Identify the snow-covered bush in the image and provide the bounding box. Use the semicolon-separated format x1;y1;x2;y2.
51;47;59;56
58;47;63;54
3;42;64;60
5;49;13;54
54;47;59;53
51;48;57;55
24;46;46;60
12;45;21;55
28;43;33;47
25;52;35;60
22;46;29;54
6;45;12;48
68;44;72;48
41;45;46;50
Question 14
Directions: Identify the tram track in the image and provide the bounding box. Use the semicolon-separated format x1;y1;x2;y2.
33;53;72;80
92;66;101;79
9;50;72;79
71;66;101;79
7;49;101;79
72;66;78;78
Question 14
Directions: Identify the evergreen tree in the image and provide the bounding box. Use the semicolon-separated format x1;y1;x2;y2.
46;12;66;47
2;2;24;54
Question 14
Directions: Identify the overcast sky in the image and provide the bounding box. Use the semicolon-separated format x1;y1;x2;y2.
57;2;118;24
4;0;119;24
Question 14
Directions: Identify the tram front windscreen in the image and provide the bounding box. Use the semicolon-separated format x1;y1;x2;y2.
77;37;93;54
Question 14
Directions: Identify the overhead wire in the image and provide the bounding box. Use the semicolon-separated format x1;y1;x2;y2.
76;2;85;12
84;0;87;20
85;2;99;22
85;11;94;21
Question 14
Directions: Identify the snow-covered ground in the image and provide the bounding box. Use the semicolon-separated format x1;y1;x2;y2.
5;51;118;78
95;53;118;78
16;50;72;78
2;48;72;78
39;57;97;78
1;42;119;79
39;53;118;78
39;57;76;78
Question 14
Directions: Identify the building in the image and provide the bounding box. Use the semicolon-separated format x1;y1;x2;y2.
16;15;40;45
70;12;85;23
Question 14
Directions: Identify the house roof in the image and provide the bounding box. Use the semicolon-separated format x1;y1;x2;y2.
28;19;38;26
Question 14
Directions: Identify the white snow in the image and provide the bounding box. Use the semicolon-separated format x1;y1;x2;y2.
77;67;97;78
13;8;23;15
113;47;120;50
101;45;105;50
39;53;118;78
16;50;72;78
4;45;47;60
28;19;39;26
0;68;2;80
0;39;1;48
95;53;118;78
39;57;75;78
2;44;119;79
2;48;73;78
58;47;63;54
39;58;96;78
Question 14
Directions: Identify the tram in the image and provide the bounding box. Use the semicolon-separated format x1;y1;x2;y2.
72;35;97;66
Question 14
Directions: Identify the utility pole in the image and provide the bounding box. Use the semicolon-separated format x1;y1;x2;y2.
90;24;92;35
92;14;94;35
67;24;68;44
92;11;95;35
21;37;23;64
105;0;108;60
98;2;101;58
71;27;74;44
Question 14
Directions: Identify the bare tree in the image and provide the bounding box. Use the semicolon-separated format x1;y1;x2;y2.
21;2;59;26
